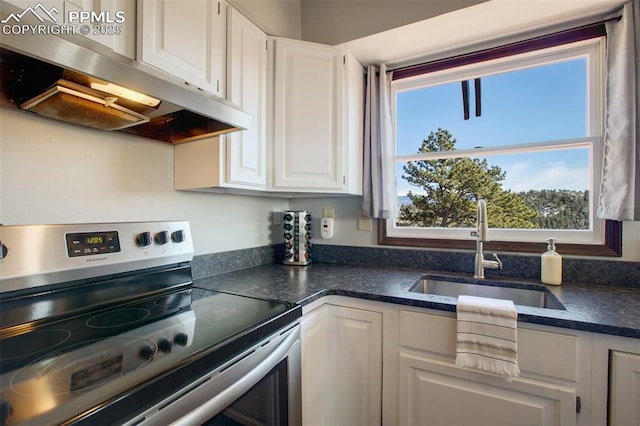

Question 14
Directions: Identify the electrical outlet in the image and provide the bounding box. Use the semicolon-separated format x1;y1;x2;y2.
358;211;373;231
322;208;335;219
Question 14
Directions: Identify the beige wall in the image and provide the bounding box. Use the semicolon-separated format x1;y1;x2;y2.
227;0;302;38
300;0;486;45
0;109;288;255
224;0;486;45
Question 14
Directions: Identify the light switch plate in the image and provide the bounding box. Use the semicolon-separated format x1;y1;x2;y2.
322;208;335;219
358;211;373;231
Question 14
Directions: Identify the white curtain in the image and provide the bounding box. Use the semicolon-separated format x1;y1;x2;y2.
362;64;398;219
597;0;640;220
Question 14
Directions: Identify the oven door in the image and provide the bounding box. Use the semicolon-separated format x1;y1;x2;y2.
125;324;301;426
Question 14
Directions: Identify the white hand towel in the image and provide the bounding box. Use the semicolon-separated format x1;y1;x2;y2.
455;294;521;379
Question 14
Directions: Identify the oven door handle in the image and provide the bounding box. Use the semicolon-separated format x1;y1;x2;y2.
169;325;299;425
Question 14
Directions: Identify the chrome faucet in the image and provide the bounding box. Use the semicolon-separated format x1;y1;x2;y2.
471;199;502;278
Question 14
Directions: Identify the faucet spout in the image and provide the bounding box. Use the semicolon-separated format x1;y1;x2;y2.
472;199;502;278
477;199;489;242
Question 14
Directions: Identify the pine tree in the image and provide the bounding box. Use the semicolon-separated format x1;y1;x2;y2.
397;129;538;229
519;189;589;229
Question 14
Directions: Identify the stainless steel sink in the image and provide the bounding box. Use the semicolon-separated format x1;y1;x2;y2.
409;277;566;310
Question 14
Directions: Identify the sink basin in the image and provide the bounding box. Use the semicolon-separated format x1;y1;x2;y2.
409;277;566;310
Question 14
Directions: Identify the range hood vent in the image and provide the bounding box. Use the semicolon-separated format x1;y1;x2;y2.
0;29;250;144
20;79;151;131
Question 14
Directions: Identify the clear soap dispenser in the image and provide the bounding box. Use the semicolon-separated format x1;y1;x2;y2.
541;238;562;285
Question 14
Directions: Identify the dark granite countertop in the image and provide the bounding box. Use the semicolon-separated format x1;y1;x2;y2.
193;263;640;339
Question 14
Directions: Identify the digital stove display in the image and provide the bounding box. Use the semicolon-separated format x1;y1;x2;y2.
66;231;121;257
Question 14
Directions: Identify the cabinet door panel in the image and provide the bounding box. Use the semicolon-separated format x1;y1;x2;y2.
399;353;576;426
399;310;579;380
273;39;344;191
140;0;224;96
327;305;382;426
3;0;135;57
225;8;267;188
301;307;328;426
609;351;640;425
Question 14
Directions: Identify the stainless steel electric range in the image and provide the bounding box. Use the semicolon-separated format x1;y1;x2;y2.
0;221;302;426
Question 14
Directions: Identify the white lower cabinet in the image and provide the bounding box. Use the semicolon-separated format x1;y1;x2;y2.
300;304;328;426
609;350;640;425
399;352;576;426
301;300;382;426
591;334;640;425
301;297;640;426
326;304;382;425
396;308;580;426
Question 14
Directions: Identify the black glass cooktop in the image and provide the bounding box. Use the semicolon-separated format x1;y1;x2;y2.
0;286;300;426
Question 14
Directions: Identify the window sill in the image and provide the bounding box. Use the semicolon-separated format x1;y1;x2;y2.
378;220;622;257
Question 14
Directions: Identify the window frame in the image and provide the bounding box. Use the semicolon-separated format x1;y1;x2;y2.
380;36;623;257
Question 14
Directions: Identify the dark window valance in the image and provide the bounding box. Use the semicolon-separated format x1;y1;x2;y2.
392;21;612;81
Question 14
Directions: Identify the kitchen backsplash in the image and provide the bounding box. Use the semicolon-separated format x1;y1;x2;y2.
191;245;281;279
192;244;640;288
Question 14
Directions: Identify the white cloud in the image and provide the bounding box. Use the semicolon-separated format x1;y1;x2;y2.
502;161;588;192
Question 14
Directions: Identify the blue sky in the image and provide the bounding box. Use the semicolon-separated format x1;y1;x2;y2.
395;59;590;194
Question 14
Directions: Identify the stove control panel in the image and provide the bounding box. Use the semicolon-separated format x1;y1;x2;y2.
66;231;121;258
0;221;194;294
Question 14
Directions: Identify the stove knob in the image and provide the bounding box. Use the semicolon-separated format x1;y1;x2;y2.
0;400;13;425
1;244;8;260
171;230;186;243
139;345;155;361
136;232;152;248
158;338;173;354
174;332;189;347
154;231;169;245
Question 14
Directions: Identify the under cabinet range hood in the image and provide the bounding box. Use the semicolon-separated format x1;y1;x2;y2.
0;29;250;143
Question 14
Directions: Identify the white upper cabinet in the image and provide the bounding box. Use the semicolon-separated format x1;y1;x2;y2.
71;0;135;58
224;7;268;189
2;0;135;58
138;0;226;97
271;38;363;194
173;6;268;192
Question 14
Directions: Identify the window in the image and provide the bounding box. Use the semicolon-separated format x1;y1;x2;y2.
382;35;621;256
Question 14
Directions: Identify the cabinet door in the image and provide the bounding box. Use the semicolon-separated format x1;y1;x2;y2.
326;305;382;426
609;351;640;425
139;0;225;97
399;353;576;426
272;38;345;192
224;8;267;188
301;306;328;426
301;304;382;426
69;0;135;57
2;0;135;58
